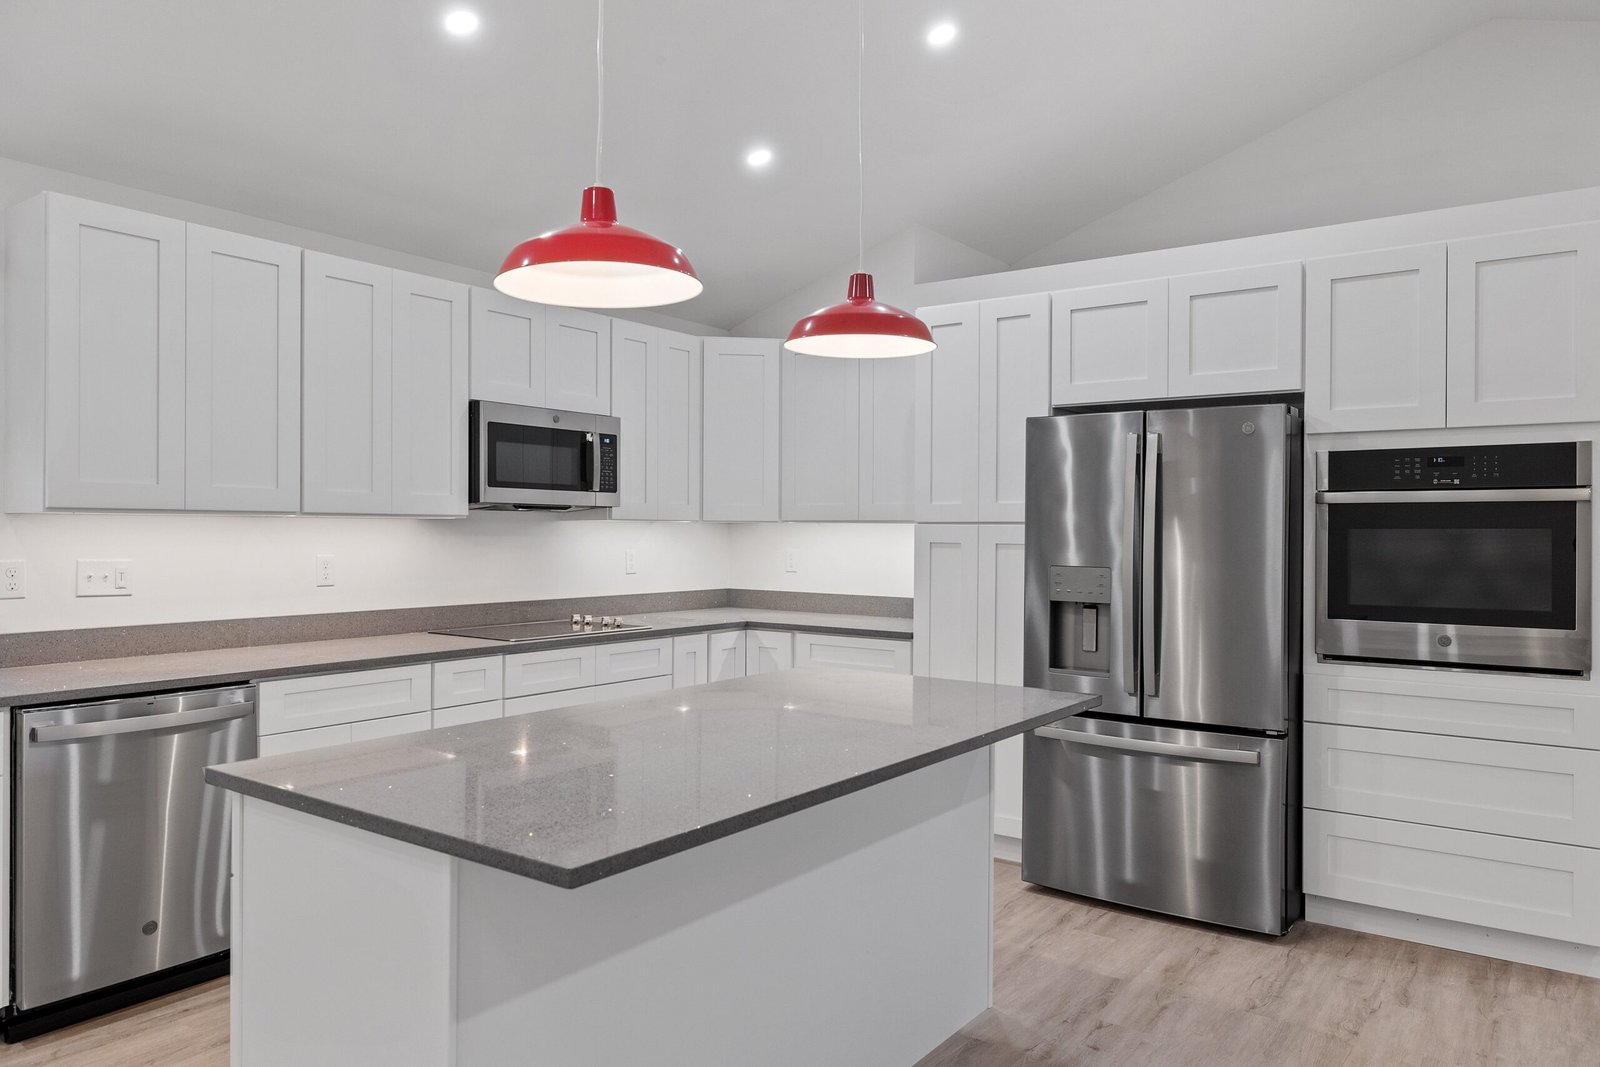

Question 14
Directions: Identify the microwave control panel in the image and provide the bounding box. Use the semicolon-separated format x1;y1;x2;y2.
1325;442;1587;491
596;434;618;494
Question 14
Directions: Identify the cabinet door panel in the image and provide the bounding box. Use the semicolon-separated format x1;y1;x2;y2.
979;294;1050;523
914;304;980;522
978;526;1027;839
708;631;747;681
793;633;911;674
259;664;432;735
349;710;434;742
609;320;657;519
594;637;674;684
432;656;505;709
545;307;611;414
504;675;673;716
186;226;301;511
468;287;545;406
913;524;979;681
782;351;860;520
1447;224;1600;426
656;331;703;521
673;634;710;687
44;196;187;509
392;272;468;515
1051;280;1167;406
746;630;794;675
504;645;598;697
303;252;392;513
433;700;504;729
1168;263;1303;397
702;338;781;521
1306;245;1446;432
858;357;917;521
258;723;353;757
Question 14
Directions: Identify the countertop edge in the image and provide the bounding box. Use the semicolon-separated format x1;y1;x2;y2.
206;691;1101;889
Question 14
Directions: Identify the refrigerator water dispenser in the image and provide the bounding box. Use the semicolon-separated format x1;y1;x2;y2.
1048;565;1111;674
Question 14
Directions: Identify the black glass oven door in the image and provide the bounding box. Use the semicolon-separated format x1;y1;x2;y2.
1324;500;1578;631
486;422;592;493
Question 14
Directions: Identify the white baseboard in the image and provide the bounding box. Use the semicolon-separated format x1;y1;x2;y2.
992;833;1020;864
993;814;1021;839
1307;895;1600;978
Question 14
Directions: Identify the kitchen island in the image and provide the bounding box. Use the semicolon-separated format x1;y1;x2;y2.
208;669;1099;1066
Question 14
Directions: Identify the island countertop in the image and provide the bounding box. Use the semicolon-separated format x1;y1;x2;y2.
207;669;1099;888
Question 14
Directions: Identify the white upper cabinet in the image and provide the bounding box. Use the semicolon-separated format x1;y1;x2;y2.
1050;280;1168;406
782;352;860;520
656;330;703;521
1446;223;1600;427
391;271;468;516
468;287;545;406
1167;262;1303;397
185;226;302;512
608;319;657;520
1306;245;1446;433
978;294;1050;523
5;193;187;511
857;357;917;521
302;252;394;514
702;337;781;522
914;303;981;522
545;307;612;414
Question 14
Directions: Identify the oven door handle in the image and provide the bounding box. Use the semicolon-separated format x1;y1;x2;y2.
1317;488;1592;504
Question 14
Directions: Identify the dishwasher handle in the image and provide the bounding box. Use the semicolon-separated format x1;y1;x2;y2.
1033;723;1261;765
29;700;256;744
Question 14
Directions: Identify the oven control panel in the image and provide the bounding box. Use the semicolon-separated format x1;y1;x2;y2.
1325;442;1587;491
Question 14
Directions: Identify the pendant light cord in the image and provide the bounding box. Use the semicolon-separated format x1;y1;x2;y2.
856;0;865;272
595;0;605;186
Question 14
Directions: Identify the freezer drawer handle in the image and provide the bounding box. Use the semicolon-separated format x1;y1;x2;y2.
1033;724;1261;765
30;701;256;743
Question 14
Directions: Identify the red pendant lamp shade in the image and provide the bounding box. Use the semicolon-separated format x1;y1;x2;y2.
784;272;935;358
495;186;703;309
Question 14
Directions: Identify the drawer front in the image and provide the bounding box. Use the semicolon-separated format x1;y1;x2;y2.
503;645;597;697
432;656;504;709
708;630;746;682
594;637;674;684
793;633;911;674
504;675;674;717
258;723;353;757
259;664;432;735
673;634;709;688
432;700;504;729
1305;809;1600;945
746;630;793;676
1307;723;1600;846
350;710;433;742
1306;674;1600;750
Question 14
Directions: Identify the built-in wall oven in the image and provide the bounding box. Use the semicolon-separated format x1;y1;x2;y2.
470;400;620;510
1316;442;1592;675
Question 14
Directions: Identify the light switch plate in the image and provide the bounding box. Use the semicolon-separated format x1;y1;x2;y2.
0;561;24;599
77;559;132;597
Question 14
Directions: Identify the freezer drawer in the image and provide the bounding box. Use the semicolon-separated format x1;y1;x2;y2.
1022;716;1291;934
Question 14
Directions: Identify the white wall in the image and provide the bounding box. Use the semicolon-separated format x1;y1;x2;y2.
727;525;914;600
1018;19;1600;268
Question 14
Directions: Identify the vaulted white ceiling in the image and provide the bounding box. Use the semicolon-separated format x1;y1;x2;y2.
4;0;1598;328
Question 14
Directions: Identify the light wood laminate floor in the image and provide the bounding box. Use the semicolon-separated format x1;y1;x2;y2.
5;862;1598;1065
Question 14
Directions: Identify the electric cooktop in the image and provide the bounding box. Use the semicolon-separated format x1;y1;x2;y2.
431;617;652;644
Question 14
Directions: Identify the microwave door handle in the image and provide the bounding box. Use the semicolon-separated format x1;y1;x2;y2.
1121;433;1140;696
582;432;596;492
1141;431;1161;697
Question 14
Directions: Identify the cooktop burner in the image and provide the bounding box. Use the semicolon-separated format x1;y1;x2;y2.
431;617;652;644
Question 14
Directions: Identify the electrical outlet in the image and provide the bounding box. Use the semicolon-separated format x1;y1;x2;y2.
624;549;638;575
315;554;335;587
76;559;132;597
0;560;24;599
785;550;798;573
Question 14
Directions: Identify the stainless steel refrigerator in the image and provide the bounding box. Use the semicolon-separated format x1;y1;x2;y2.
1021;402;1302;934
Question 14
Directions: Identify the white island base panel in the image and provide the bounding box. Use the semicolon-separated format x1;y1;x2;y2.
229;747;994;1067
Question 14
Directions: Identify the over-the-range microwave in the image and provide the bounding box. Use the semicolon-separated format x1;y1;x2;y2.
469;400;621;510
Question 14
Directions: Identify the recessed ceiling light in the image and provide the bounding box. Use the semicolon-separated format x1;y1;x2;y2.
926;21;958;49
442;8;481;37
745;146;775;170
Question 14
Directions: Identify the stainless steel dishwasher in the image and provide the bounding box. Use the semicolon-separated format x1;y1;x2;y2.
9;685;255;1036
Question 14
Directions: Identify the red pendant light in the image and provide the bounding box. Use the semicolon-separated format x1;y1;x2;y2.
494;1;701;309
784;0;935;359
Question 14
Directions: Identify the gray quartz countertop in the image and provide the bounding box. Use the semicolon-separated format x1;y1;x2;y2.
207;669;1099;888
0;609;910;707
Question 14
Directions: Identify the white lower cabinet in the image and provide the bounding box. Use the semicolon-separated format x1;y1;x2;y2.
912;525;979;681
504;675;673;716
673;634;710;687
258;722;354;757
978;527;1026;840
792;632;911;674
432;656;504;709
258;664;432;736
432;700;504;729
594;637;674;685
1;726;8;1009
746;630;794;675
708;631;747;681
350;710;433;742
504;644;597;698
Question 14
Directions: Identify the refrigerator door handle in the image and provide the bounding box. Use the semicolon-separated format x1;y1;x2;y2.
1141;431;1162;696
1033;724;1261;765
1121;432;1141;696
